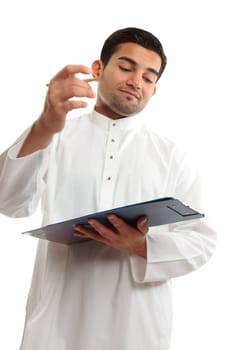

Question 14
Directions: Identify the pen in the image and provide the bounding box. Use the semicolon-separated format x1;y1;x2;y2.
46;77;97;87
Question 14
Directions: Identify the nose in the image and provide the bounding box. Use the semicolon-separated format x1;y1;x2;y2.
126;73;141;90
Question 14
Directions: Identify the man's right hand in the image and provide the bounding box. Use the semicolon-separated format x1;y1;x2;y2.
40;64;96;134
18;65;96;157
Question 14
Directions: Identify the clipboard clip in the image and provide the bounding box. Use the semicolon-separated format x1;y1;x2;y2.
167;204;199;217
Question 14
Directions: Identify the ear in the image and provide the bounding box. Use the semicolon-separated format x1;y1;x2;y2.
91;60;103;79
152;85;157;96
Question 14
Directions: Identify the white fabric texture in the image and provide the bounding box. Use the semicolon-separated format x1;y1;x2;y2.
0;110;216;350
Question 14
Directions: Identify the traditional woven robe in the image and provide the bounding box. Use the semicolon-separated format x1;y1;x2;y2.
0;110;216;350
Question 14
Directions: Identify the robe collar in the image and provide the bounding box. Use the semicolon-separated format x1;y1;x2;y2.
89;109;144;131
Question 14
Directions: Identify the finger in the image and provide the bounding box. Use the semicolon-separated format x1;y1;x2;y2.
49;77;96;101
107;214;128;232
87;219;115;237
62;100;89;113
69;79;96;99
46;78;96;87
53;64;92;80
74;224;96;238
74;224;109;243
73;230;87;237
136;216;148;235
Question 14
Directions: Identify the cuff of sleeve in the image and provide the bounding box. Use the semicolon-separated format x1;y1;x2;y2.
8;137;50;160
129;234;155;283
8;140;27;159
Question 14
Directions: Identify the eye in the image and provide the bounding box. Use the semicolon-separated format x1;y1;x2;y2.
143;76;154;84
119;65;131;72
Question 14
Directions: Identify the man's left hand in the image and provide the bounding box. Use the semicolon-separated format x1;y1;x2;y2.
74;215;148;258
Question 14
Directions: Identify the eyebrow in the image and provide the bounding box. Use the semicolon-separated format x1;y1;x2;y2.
118;56;159;77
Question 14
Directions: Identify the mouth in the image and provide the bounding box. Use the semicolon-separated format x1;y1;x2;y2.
119;88;140;100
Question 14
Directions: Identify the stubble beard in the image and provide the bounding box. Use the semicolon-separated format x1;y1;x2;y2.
98;75;145;117
101;91;145;118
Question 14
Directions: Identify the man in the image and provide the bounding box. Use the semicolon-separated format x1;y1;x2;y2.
0;27;216;350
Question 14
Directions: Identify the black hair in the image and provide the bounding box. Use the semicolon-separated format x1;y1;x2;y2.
100;27;167;81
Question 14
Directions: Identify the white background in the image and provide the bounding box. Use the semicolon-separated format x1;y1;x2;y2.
0;0;228;349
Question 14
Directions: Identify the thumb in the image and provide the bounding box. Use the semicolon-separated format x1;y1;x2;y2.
137;216;148;235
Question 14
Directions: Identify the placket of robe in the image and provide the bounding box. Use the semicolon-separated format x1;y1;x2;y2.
99;120;120;211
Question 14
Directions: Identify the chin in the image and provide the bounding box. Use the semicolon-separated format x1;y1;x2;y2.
112;105;141;118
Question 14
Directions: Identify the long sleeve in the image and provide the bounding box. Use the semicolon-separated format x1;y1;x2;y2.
130;151;217;283
130;219;216;282
0;131;49;218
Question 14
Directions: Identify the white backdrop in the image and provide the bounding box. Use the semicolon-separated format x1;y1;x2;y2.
0;0;228;349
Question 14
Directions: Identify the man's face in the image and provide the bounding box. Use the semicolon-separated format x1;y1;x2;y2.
93;42;162;119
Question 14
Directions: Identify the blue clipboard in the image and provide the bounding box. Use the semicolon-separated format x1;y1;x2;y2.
22;197;204;245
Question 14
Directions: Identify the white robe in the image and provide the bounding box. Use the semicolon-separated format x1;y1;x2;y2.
0;110;216;350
